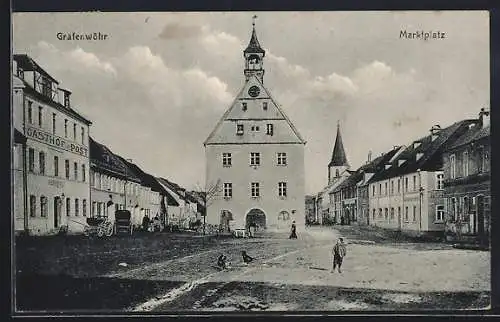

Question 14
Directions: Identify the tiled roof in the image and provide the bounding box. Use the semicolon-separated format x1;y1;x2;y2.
447;124;489;150
370;119;477;182
89;137;141;183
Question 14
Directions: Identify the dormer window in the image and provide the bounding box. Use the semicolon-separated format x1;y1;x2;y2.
398;159;406;167
236;124;244;135
413;142;421;149
263;102;268;110
416;152;424;161
385;164;392;170
242;102;247;111
17;67;24;79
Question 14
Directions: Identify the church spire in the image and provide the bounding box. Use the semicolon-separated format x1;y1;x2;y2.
243;15;265;83
329;122;349;168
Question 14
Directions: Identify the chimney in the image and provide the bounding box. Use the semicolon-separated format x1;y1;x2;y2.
430;124;441;141
367;150;372;163
479;108;490;129
61;89;71;108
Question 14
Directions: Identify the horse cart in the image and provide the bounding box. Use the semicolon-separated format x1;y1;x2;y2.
115;210;134;235
83;217;114;237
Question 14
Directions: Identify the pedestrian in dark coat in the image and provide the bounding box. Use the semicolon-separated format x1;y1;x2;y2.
332;237;347;273
289;221;297;239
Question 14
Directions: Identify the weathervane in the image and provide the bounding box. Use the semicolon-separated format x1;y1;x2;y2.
252;14;258;27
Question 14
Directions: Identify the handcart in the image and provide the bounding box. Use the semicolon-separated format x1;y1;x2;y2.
83;217;114;237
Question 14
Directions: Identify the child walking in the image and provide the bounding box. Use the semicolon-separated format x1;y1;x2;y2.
331;237;347;273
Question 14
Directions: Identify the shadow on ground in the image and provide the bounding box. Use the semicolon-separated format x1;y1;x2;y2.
15;273;183;312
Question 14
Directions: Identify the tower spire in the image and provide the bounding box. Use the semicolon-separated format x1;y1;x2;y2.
329;121;349;168
244;15;266;83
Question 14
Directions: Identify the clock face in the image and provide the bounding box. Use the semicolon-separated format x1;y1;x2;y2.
248;86;260;98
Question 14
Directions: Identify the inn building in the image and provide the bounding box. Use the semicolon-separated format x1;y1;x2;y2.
13;54;92;235
204;22;306;232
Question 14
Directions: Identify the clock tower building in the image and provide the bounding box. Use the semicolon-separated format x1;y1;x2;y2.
204;21;306;233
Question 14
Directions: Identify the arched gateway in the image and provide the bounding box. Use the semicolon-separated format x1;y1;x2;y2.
246;208;266;229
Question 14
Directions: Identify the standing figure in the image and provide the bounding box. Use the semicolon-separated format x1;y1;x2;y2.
289;220;297;239
248;222;257;238
332;237;347;273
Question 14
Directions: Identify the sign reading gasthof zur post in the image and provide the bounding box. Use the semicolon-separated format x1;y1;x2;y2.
25;126;88;157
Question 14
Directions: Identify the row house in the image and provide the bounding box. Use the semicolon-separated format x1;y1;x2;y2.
13;54;92;235
156;177;199;229
305;195;317;224
367;120;476;237
443;109;490;244
89;137;141;220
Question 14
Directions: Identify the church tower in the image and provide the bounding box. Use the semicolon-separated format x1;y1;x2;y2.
328;122;350;184
204;17;306;232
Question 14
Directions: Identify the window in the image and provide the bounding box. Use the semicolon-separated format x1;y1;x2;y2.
413;175;417;191
242;102;247;111
81;127;85;144
38;106;43;127
251;125;260;132
278;182;287;197
39;151;45;175
82;164;86;182
435;205;444;222
263;102;268;110
463;151;469;177
384;182;387;195
83;199;87;217
384;208;388;219
74;162;78;180
28;148;35;172
405;177;409;192
64;119;68;138
66;198;71;216
92;201;96;217
436;173;444;190
398;207;401;220
477;147;484;173
75;199;79;216
372;209;376;219
266;123;274;136
378;184;381;195
27;101;33;124
237;124;244;135
73;123;77;140
450;154;456;179
390;208;395;220
52;113;56;134
54;156;59;176
378;208;382;218
277;152;287;166
405;206;409;221
251;182;260;198
391;181;394;194
29;195;36;217
223;183;232;198
413;205;417;222
250;152;261;166
372;186;375;196
222;153;232;167
397;179;401;193
65;159;70;179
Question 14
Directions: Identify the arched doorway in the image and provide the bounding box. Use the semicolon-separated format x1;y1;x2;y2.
220;210;233;232
246;208;266;230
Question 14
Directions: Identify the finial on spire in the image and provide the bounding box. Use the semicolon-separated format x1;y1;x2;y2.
337;120;340;129
252;14;258;27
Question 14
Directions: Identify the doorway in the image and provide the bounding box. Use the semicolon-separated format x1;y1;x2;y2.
53;197;61;228
246;208;266;230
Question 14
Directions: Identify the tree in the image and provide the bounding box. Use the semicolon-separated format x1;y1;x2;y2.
193;179;222;235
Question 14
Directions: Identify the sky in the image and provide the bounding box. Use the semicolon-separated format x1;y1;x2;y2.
12;11;489;194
